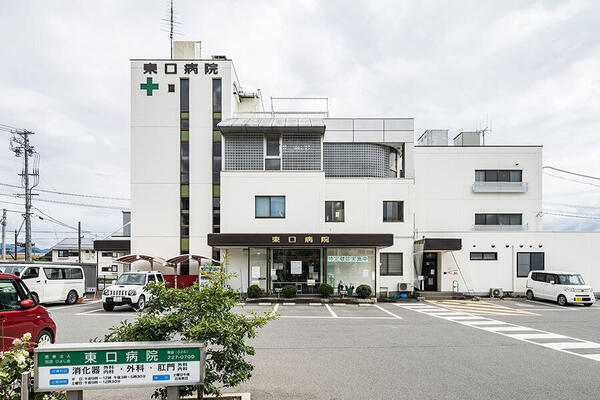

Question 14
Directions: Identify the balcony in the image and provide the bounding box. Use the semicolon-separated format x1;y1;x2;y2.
473;223;528;231
472;181;528;193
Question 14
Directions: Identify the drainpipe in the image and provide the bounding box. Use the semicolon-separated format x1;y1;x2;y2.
511;245;515;294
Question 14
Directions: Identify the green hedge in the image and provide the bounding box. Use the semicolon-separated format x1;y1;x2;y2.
282;285;297;298
356;284;372;298
318;283;333;298
247;285;262;298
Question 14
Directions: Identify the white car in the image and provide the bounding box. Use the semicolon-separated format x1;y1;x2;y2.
526;270;595;306
102;271;164;311
2;264;85;305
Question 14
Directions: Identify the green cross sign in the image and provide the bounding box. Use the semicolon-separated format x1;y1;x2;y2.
140;77;159;96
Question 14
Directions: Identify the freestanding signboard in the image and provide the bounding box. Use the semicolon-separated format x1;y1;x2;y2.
34;341;205;392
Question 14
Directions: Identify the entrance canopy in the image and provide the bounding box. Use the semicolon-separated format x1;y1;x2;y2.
114;255;166;271
165;254;221;265
414;238;462;251
208;233;393;248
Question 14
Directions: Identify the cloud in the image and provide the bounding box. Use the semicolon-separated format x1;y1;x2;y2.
0;0;599;247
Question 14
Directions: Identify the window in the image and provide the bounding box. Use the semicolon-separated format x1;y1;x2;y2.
0;279;22;311
65;268;83;279
101;252;114;257
383;201;404;222
517;252;544;277
255;196;285;218
44;268;64;280
147;274;156;283
168;84;175;93
475;170;523;182
325;201;344;222
156;274;164;282
68;251;79;257
21;267;39;279
470;252;498;261
380;253;403;275
58;250;69;258
265;135;281;170
475;214;522;225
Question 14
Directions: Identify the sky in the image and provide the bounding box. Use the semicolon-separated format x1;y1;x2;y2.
0;0;599;249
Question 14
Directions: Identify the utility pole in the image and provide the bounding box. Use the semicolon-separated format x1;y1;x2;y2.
1;209;6;260
14;230;17;260
78;221;82;263
9;129;39;262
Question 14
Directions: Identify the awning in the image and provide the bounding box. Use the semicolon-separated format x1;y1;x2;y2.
208;233;393;248
414;238;462;251
165;254;221;265
114;255;166;266
93;239;131;252
218;118;325;135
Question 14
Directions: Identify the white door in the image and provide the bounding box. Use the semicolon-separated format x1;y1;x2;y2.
544;273;558;301
20;266;45;303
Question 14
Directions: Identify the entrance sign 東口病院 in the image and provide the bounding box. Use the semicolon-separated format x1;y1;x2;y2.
34;341;205;392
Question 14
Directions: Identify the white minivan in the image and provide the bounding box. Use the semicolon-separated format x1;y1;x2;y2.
526;270;595;306
2;264;85;305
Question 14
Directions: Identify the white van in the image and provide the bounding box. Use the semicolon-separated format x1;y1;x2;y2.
2;264;85;305
526;270;595;306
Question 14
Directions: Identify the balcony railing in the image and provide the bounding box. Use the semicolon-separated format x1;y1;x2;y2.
472;181;528;193
473;223;528;231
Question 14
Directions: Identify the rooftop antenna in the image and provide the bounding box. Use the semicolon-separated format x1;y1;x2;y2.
161;0;183;59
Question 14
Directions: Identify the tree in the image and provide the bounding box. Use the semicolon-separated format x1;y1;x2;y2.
101;257;276;398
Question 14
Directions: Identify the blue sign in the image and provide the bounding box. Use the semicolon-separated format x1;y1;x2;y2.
50;368;69;375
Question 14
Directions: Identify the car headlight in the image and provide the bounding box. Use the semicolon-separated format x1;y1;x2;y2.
565;287;575;292
103;289;110;296
128;290;137;296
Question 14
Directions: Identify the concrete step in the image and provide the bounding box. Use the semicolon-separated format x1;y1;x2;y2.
415;291;466;300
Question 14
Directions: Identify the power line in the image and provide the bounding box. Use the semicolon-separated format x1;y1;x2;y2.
0;193;130;210
543;211;600;220
0;182;130;201
543;172;600;188
542;166;600;181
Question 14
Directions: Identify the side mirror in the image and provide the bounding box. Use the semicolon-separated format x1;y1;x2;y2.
20;299;35;309
549;281;555;285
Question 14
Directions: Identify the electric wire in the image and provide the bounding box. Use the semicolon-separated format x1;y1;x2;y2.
0;193;129;210
542;166;600;181
543;212;600;220
543;172;600;188
0;182;130;201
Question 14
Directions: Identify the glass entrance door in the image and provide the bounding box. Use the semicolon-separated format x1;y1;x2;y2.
249;248;268;292
270;248;322;294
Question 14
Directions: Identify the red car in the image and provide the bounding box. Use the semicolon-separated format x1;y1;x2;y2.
0;273;56;351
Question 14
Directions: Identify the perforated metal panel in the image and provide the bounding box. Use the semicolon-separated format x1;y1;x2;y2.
324;143;390;177
224;135;264;170
282;135;321;170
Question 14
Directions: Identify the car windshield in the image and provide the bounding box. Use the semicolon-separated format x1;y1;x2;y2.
557;274;585;285
115;273;146;285
2;266;25;276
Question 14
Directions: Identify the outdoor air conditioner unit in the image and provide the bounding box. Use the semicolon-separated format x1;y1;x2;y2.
490;288;504;298
398;282;414;293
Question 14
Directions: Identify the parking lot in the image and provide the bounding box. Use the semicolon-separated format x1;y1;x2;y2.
47;298;600;399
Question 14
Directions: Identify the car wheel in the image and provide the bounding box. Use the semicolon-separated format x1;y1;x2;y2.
557;295;568;306
526;290;534;301
103;303;114;312
31;292;40;304
135;295;145;311
36;330;53;346
65;290;78;305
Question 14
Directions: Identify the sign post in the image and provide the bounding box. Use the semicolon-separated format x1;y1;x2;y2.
34;341;205;399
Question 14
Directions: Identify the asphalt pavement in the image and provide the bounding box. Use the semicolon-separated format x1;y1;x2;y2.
44;298;600;400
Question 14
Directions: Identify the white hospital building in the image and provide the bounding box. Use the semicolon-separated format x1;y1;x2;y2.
130;41;600;297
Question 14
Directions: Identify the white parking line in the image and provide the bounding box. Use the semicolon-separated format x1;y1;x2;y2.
273;304;280;313
523;300;574;310
325;304;338;318
45;300;102;311
374;305;403;320
397;303;600;364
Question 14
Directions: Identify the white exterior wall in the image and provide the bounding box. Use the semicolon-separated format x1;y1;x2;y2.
414;146;543;232
419;231;600;295
52;250;96;263
131;59;243;259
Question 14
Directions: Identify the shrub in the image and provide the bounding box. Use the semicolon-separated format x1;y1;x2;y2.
0;333;65;400
101;252;276;398
318;283;333;298
247;285;262;298
282;285;297;298
356;284;372;298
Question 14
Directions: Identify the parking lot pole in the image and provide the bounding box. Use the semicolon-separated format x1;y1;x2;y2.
20;371;30;400
166;386;180;400
66;390;83;400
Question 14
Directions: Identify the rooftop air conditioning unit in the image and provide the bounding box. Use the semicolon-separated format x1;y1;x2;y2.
398;282;414;293
490;288;504;298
